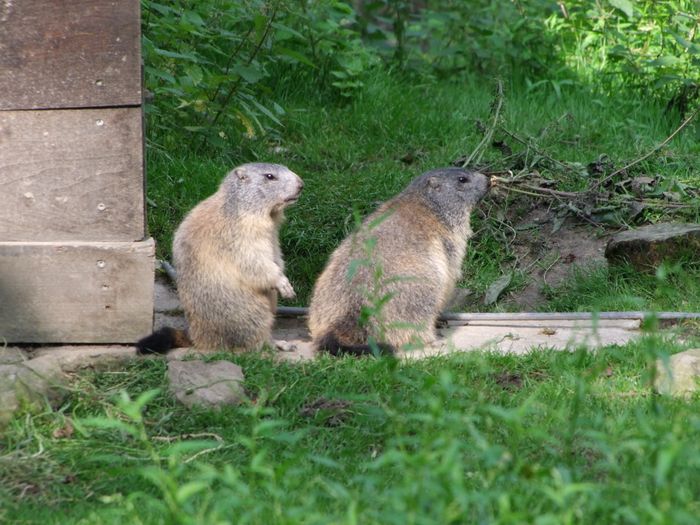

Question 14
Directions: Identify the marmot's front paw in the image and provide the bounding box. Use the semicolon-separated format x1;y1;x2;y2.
276;276;296;299
274;339;298;352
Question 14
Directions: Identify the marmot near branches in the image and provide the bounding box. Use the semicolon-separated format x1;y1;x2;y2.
308;167;490;356
137;162;304;354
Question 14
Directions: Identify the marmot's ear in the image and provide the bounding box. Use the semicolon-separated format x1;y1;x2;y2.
427;176;440;189
234;167;247;180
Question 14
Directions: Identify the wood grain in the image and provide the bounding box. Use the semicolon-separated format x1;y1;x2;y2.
0;108;145;242
0;0;141;110
0;239;155;343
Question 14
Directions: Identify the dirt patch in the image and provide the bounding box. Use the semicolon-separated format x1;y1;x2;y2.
299;398;353;427
493;372;523;391
503;202;611;309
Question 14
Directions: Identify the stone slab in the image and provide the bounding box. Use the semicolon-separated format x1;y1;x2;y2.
0;346;28;364
605;223;700;270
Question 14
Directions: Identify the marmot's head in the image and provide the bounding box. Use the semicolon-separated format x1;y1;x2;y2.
407;167;490;228
222;163;304;216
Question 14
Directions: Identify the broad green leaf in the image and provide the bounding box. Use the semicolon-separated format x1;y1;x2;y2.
232;64;264;83
184;64;203;85
276;47;316;67
609;0;634;18
648;56;682;67
154;48;200;62
175;482;210;503
483;273;512;305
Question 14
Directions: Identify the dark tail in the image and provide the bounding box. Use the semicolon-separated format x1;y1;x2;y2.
136;327;191;355
317;333;395;357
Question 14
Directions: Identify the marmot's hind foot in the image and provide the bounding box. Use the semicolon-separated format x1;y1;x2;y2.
136;327;191;355
317;333;395;357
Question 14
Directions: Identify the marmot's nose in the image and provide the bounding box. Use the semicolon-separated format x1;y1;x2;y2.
298;178;305;190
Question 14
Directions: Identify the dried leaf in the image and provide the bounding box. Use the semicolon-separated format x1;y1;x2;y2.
551;215;565;234
483;273;513;305
631;176;655;195
52;420;74;439
627;200;646;220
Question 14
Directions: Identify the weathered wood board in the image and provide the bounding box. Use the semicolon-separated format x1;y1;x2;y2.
0;108;145;242
0;239;155;343
0;0;141;110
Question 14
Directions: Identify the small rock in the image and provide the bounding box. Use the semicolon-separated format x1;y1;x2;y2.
0;360;68;428
605;223;700;271
168;360;246;408
0;346;27;364
164;347;215;361
655;349;700;398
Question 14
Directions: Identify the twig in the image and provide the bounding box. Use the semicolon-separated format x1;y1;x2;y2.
207;25;256;104
588;106;700;192
462;80;504;168
153;432;223;443
498;126;576;174
209;0;281;129
541;254;561;286
519;184;580;198
184;444;236;464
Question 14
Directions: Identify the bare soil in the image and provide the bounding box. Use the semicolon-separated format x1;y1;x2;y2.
503;202;610;310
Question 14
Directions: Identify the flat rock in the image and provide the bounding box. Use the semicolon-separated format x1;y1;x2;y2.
164;347;218;361
168;360;246;408
0;346;28;364
31;345;138;372
655;348;700;398
605;223;700;270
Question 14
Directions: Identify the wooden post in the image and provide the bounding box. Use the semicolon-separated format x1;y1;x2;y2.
0;0;154;343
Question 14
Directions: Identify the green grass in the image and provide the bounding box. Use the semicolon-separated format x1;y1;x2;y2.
2;334;700;524
146;72;700;307
4;72;700;523
542;262;700;312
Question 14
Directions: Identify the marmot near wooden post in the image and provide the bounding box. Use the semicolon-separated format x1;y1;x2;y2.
137;162;304;354
308;167;490;356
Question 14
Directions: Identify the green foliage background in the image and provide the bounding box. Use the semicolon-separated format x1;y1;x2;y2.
2;3;700;524
142;0;700;149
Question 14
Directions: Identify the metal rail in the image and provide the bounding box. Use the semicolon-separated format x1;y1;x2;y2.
158;261;700;323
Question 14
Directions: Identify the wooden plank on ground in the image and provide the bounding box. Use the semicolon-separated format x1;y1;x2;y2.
268;318;643;362
0;0;141;110
0;239;155;343
0;108;145;242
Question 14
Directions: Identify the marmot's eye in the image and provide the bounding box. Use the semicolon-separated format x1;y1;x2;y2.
458;176;469;183
264;173;276;181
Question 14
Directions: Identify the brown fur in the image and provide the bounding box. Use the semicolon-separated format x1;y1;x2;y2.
308;168;489;353
138;163;303;353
